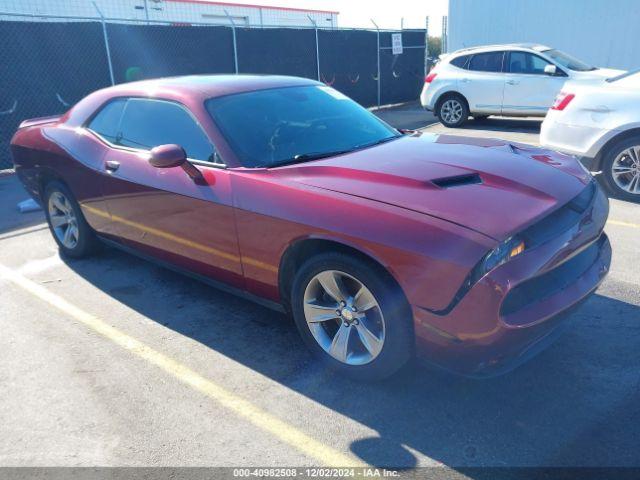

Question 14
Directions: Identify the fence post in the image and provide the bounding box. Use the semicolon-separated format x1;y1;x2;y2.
425;16;429;77
143;0;150;25
92;1;115;86
224;9;239;74
307;15;320;81
371;19;381;108
442;15;448;54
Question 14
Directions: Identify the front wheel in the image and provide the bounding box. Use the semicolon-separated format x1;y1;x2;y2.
436;94;469;128
601;137;640;202
291;252;414;381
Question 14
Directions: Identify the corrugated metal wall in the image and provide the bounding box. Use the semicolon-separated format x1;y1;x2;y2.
448;0;640;70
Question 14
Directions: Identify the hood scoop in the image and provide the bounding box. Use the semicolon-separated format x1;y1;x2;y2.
431;173;482;189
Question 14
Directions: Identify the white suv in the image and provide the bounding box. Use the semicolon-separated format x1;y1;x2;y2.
421;43;623;128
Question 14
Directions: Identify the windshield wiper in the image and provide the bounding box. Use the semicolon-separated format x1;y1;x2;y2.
353;134;402;150
271;149;354;167
270;135;402;168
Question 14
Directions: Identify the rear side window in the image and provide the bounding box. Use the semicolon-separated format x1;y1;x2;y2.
118;98;215;162
87;99;126;144
450;55;470;69
508;52;552;75
468;52;504;72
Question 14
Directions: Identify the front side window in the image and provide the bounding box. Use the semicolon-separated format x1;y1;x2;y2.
117;98;215;162
206;86;400;168
508;52;553;75
467;52;504;72
543;49;594;72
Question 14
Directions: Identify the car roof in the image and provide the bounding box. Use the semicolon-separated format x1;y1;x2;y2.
100;74;321;101
449;43;551;56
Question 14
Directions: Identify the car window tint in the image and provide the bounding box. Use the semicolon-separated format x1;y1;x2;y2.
509;52;552;75
450;55;469;69
206;85;398;168
87;99;126;144
468;52;503;72
118;98;215;162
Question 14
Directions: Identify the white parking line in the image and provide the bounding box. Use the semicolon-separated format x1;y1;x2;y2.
17;254;63;275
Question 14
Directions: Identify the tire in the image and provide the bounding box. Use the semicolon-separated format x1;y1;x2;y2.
436;94;469;128
43;181;100;258
290;252;414;381
600;136;640;202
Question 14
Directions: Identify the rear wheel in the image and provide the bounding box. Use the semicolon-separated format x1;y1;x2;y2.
601;136;640;202
291;252;413;381
44;181;100;258
436;94;469;128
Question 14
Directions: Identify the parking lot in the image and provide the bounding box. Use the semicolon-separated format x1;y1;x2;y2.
1;108;639;472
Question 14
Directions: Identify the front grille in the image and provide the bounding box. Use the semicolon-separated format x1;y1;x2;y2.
520;180;596;248
500;235;603;317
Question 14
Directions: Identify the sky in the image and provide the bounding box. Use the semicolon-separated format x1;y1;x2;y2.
229;0;449;34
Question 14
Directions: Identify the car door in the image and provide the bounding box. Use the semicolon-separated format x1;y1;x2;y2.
502;51;567;115
90;97;244;288
456;51;506;114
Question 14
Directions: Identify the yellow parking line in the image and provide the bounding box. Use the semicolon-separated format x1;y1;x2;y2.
608;219;640;229
0;262;364;468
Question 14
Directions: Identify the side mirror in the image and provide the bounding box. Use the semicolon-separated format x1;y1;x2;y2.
149;144;187;168
544;64;557;76
149;144;207;185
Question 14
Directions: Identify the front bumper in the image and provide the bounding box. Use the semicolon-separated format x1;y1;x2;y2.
413;183;611;376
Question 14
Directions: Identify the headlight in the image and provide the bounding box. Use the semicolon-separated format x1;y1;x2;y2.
471;235;526;283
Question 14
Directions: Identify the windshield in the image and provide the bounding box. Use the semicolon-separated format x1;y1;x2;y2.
543;48;596;71
206;85;400;167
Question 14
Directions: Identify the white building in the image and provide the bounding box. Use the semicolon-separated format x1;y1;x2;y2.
0;0;339;28
447;0;639;70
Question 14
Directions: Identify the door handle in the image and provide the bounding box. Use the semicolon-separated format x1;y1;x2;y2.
506;80;520;85
105;160;120;172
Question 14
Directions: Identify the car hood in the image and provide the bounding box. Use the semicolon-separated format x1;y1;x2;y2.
272;133;591;240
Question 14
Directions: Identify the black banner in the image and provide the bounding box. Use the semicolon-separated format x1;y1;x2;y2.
0;21;425;170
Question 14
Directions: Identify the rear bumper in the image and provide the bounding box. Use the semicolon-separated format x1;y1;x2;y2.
413;184;611;376
540;115;606;161
15;165;43;204
420;85;438;111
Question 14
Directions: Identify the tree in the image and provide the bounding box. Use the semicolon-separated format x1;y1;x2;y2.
428;36;442;59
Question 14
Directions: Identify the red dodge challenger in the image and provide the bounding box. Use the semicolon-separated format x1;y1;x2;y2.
11;75;611;380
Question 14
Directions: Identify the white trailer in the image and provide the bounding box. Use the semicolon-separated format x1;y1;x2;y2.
0;0;338;27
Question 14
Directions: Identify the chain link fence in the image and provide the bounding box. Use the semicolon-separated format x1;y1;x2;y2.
0;4;428;170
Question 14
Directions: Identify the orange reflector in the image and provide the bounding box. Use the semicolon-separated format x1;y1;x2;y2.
509;241;526;258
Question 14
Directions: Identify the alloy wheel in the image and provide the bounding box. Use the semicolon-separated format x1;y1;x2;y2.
303;270;385;365
441;99;463;125
612;147;640;195
48;191;80;249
